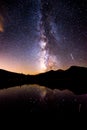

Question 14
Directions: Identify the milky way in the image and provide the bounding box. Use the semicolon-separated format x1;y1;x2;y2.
37;0;87;72
0;0;86;74
38;0;61;72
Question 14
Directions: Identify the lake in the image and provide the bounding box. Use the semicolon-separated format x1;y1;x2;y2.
0;84;87;119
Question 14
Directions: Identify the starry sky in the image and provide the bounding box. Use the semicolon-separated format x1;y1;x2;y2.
0;0;87;74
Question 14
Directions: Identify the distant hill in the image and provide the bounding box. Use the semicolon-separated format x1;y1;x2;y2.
36;66;87;79
0;69;29;88
0;66;87;94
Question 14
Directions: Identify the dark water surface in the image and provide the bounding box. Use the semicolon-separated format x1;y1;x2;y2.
0;84;87;121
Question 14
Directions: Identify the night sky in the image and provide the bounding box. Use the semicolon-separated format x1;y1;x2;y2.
0;0;87;74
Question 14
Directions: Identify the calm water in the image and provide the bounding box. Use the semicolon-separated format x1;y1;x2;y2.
0;84;87;114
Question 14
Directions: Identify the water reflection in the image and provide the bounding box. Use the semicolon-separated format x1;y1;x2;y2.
0;84;87;114
0;84;74;100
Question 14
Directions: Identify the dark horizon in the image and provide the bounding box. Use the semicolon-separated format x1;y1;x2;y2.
0;65;87;95
0;65;87;75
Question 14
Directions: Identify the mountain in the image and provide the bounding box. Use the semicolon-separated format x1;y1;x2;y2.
37;66;87;77
0;69;31;88
0;66;87;94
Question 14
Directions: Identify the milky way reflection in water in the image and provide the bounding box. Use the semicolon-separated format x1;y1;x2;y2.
0;84;87;114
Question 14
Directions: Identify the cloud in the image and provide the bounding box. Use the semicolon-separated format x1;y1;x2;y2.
0;15;4;32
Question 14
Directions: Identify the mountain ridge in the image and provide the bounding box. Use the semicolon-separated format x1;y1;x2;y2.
0;65;87;76
0;66;87;94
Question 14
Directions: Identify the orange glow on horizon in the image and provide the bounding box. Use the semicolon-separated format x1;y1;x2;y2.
0;54;87;75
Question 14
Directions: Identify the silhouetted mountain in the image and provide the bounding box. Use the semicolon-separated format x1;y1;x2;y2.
0;66;87;94
37;66;87;78
0;69;30;88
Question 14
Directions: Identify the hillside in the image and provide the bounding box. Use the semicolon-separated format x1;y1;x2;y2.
0;66;87;94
